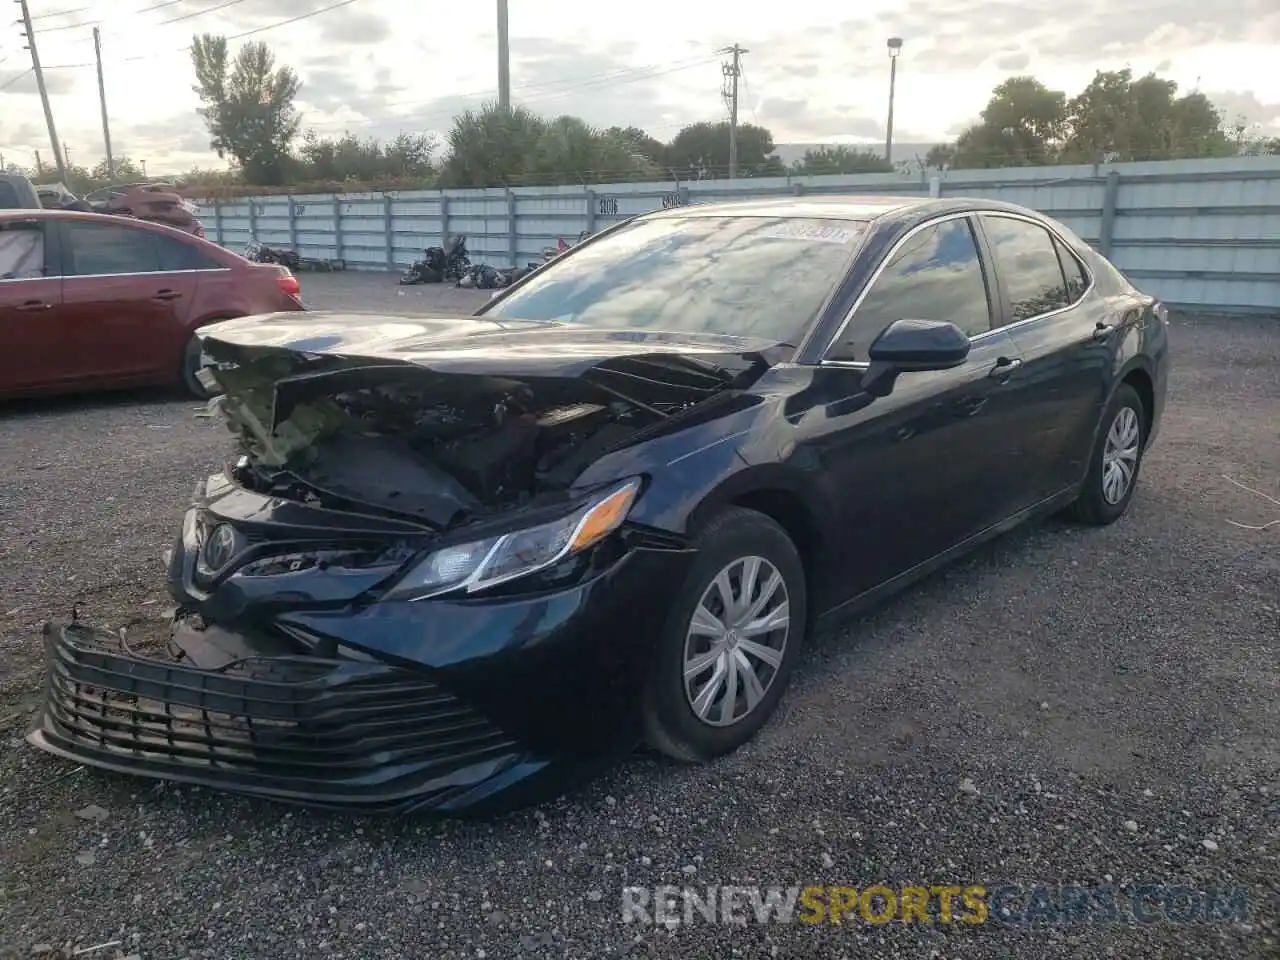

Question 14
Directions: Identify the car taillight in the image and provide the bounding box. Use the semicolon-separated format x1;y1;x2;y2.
277;273;301;298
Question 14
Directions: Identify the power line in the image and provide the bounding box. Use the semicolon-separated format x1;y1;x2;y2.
44;0;359;69
30;3;92;21
0;66;33;90
35;0;206;34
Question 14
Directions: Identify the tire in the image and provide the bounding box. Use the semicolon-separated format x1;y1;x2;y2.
642;506;807;762
1066;383;1145;526
180;333;214;400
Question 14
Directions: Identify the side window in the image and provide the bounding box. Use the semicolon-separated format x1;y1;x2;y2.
155;234;222;271
827;218;992;361
0;221;46;280
1053;236;1089;304
64;220;161;276
981;216;1070;323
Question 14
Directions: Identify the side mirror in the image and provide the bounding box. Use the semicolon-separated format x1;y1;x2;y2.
861;319;971;397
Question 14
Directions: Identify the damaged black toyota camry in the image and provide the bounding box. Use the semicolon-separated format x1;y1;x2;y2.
30;196;1169;814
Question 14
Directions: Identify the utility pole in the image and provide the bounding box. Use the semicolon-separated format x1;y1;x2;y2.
720;44;747;179
496;0;510;110
93;26;114;180
15;0;67;183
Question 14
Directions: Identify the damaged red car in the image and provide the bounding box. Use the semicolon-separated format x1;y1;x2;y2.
28;197;1169;814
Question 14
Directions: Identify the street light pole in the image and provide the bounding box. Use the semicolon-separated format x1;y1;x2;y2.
885;36;903;166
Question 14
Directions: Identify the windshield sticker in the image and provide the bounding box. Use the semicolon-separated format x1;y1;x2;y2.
752;222;862;245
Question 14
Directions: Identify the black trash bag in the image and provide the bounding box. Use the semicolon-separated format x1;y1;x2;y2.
400;246;446;284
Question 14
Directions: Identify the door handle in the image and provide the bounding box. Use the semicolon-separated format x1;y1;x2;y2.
988;356;1022;382
1091;322;1116;342
16;300;52;311
153;289;183;301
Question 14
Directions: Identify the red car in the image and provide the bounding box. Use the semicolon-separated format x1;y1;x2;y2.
0;209;303;399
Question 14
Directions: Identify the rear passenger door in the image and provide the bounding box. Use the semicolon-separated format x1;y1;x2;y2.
975;214;1112;500
57;218;200;381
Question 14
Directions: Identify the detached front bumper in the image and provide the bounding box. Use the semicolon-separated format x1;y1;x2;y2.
28;622;547;814
28;480;694;814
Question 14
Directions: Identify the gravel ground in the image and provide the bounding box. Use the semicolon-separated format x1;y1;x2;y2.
1;275;1277;959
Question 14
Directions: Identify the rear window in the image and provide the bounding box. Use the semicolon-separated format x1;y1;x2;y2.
483;215;869;344
0;221;44;278
0;181;21;208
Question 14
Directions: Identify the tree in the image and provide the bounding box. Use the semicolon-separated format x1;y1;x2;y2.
438;104;658;187
924;143;955;168
89;156;143;182
791;145;892;175
190;34;302;185
298;131;435;183
438;103;547;187
1060;69;1233;162
664;121;785;178
605;126;665;165
948;76;1067;168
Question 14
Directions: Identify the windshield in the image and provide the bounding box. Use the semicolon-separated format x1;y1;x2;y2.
482;215;869;344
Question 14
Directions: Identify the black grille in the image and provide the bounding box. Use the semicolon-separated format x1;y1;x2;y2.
32;624;520;809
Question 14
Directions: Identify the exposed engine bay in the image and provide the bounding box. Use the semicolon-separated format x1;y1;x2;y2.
201;339;763;530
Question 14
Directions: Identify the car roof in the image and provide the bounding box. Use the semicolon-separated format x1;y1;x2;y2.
639;194;1050;227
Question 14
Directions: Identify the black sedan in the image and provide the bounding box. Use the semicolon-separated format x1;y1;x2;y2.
29;196;1169;814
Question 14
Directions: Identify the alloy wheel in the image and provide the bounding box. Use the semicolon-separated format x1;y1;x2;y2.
682;555;791;728
1101;406;1141;504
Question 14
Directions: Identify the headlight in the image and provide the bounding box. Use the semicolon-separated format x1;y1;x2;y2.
389;478;640;600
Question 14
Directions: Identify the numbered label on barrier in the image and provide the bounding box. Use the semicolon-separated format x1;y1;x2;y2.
661;193;685;209
598;196;619;216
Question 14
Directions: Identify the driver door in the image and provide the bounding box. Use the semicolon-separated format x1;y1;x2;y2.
797;214;1031;599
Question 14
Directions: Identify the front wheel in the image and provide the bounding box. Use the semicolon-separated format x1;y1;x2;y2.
642;506;807;762
1067;383;1145;525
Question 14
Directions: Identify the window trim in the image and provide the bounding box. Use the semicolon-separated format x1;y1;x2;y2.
816;209;1098;368
816;211;994;368
970;212;1096;338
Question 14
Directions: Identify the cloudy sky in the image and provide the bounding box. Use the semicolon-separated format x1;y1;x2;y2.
2;0;1278;174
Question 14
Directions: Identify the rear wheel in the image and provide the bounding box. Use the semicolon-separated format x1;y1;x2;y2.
642;507;807;762
1067;383;1145;525
180;333;213;399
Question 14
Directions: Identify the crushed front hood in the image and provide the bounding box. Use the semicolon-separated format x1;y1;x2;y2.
197;312;783;381
196;314;783;529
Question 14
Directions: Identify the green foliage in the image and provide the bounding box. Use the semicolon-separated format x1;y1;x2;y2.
940;68;1241;169
664;121;785;178
298;130;436;183
190;34;302;185
791;145;892;176
436;103;661;187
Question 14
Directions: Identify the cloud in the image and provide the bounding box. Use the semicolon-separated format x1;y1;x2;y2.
993;50;1030;71
1;68;77;97
4;0;1279;173
316;9;391;45
1208;89;1280;129
755;97;932;143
